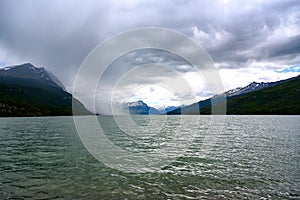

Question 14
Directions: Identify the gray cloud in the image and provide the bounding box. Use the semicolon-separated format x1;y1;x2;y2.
268;35;300;58
0;0;299;95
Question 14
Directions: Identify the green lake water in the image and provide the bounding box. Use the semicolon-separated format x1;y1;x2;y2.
0;116;299;199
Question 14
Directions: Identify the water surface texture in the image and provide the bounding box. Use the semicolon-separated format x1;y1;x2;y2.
0;116;299;199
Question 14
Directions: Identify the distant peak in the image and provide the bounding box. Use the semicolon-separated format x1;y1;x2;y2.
247;81;263;87
23;63;34;66
20;63;40;69
3;63;40;70
0;62;65;90
127;100;147;107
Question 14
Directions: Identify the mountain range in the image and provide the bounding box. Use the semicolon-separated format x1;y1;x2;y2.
168;75;300;115
121;100;160;115
224;77;295;97
1;63;299;116
0;63;91;117
120;101;182;115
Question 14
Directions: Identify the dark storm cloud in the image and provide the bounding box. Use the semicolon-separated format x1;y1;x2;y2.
97;49;195;94
110;49;194;73
0;0;299;89
186;0;300;67
0;0;113;87
268;35;300;58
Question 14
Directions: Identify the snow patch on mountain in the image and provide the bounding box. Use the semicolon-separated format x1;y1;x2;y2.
0;63;66;91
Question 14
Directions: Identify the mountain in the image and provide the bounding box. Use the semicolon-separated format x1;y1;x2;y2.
225;82;271;97
122;100;160;115
0;63;91;117
167;98;212;115
168;75;300;115
158;106;181;114
0;63;66;90
224;78;293;97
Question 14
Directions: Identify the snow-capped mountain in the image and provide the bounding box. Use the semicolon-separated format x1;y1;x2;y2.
0;63;91;116
225;79;292;97
126;100;147;107
225;82;272;97
158;106;181;114
168;75;300;115
0;63;65;90
122;100;160;115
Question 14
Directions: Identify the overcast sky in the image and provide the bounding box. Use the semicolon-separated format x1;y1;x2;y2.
0;0;300;111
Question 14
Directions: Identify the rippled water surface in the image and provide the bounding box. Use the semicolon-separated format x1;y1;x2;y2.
0;116;299;199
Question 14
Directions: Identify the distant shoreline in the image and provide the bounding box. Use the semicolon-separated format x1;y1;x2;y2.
1;114;300;118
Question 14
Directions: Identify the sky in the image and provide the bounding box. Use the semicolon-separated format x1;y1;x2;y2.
0;0;300;112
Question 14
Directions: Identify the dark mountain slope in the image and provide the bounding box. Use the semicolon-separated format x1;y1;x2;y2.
205;75;300;114
168;75;300;115
0;63;91;117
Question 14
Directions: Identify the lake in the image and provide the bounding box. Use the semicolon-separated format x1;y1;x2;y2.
0;116;299;199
